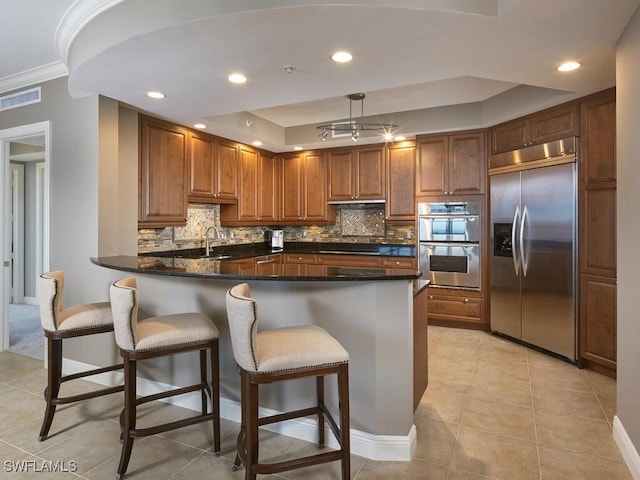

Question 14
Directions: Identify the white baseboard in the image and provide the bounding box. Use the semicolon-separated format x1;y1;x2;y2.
613;415;640;480
22;296;38;306
61;357;416;461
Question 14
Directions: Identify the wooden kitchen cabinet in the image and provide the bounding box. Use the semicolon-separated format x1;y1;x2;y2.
416;131;486;197
490;102;578;155
328;145;385;202
386;140;416;223
281;151;335;224
578;87;616;377
426;287;486;329
139;115;189;227
381;256;417;269
316;254;382;268
220;148;280;225
187;132;237;204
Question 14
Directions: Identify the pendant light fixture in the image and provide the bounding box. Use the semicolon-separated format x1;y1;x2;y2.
317;93;398;142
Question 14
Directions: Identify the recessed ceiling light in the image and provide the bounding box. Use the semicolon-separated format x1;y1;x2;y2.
228;73;247;84
331;51;353;63
252;140;263;147
146;91;166;99
193;123;206;129
558;61;581;72
293;146;303;151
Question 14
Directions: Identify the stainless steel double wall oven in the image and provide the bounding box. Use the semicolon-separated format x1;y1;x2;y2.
417;201;482;290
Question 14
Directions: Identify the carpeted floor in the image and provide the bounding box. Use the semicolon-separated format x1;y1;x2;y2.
8;303;43;361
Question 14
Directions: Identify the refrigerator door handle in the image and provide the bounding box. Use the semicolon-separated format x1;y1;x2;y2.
520;205;528;277
511;205;520;276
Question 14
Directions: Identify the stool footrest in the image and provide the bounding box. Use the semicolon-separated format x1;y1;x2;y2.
133;383;208;407
252;450;343;475
60;363;124;384
49;385;124;405
258;406;322;427
129;412;215;438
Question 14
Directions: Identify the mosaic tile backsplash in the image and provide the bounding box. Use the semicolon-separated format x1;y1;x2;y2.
138;204;415;253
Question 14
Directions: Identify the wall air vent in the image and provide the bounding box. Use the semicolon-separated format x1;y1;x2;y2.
0;86;41;112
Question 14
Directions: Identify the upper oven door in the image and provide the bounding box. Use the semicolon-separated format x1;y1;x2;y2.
419;214;481;243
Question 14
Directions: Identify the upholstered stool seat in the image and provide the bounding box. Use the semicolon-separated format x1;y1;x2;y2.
226;283;351;480
37;271;124;442
110;277;221;480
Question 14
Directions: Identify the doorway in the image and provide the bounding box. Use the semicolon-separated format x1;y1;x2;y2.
0;122;50;360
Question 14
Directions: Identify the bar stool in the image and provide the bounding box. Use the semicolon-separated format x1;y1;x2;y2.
225;283;351;480
109;277;221;480
37;271;124;441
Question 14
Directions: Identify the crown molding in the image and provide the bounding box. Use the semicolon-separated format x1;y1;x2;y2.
55;0;126;65
0;62;68;95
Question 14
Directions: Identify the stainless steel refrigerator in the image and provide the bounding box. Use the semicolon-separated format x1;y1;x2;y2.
490;138;577;361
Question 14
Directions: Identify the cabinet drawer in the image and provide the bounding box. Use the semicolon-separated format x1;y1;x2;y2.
316;254;382;268
283;253;317;264
427;293;482;322
381;257;416;269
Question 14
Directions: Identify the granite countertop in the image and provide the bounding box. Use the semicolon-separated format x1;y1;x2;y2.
142;241;416;260
92;242;419;281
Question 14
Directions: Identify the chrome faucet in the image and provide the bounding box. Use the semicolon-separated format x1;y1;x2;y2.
205;226;222;256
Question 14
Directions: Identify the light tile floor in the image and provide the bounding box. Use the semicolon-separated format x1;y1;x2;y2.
0;326;631;480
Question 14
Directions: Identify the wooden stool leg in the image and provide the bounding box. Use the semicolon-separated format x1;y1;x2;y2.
244;372;259;480
117;356;137;480
339;364;351;480
233;368;247;471
199;349;207;415
39;337;62;441
316;375;325;448
210;340;221;455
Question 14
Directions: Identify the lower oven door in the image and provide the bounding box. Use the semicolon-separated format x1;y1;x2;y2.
419;242;480;289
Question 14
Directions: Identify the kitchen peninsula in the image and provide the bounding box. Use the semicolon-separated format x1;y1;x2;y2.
91;243;424;461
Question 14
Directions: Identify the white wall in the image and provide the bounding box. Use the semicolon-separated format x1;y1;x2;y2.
616;5;640;475
0;77;124;366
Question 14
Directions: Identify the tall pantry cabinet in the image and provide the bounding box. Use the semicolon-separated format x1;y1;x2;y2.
578;88;617;378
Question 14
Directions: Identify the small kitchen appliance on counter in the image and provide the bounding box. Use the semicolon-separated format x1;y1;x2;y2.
271;229;284;249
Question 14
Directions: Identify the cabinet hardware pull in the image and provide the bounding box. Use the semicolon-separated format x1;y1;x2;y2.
463;298;469;303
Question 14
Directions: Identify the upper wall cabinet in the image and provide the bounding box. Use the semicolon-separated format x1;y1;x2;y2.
490;103;578;155
187;132;238;204
386;141;416;223
328;145;385;202
417;131;486;197
221;147;279;225
281;151;336;224
139;116;189;227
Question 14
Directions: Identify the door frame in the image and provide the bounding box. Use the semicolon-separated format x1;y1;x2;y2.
0;121;51;352
10;163;25;304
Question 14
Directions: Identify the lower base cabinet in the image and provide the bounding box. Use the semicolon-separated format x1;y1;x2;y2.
426;287;487;330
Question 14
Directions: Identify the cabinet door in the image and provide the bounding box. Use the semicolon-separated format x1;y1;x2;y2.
386;142;416;222
188;132;216;202
316;254;381;268
139;117;188;227
258;151;279;223
580;275;616;369
427;288;484;325
304;152;330;221
237;146;258;221
281;153;304;221
449;132;485;195
531;103;578;145
216;139;238;200
356;146;385;199
490;119;529;154
417;136;447;196
328;150;355;201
